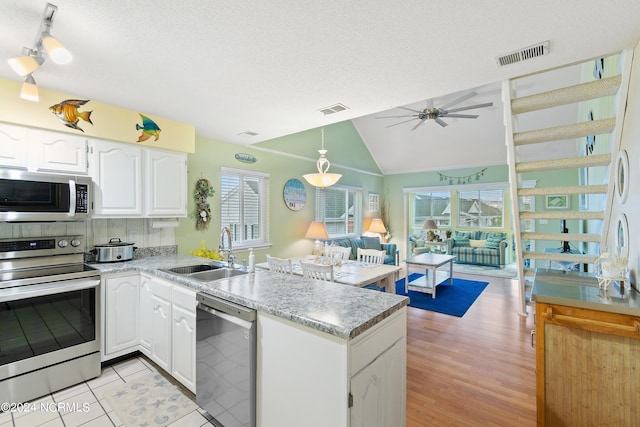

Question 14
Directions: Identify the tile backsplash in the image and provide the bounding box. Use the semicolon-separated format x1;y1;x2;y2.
0;218;177;254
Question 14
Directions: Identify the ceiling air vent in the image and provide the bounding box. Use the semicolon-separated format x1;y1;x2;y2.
318;103;349;115
237;131;258;137
496;41;549;67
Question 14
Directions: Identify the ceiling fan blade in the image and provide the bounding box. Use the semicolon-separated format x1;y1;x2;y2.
439;92;477;110
440;113;479;119
375;114;417;119
445;102;494;113
435;118;448;127
385;118;419;128
411;119;427;131
397;106;423;114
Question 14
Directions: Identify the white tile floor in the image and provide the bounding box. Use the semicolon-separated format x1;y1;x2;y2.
0;356;212;427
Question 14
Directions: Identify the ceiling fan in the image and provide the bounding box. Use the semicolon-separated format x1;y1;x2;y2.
376;92;493;130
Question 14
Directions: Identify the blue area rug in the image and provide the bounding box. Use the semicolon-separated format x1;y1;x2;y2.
393;273;489;317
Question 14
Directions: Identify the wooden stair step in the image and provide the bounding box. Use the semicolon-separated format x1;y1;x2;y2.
521;232;601;243
513;118;616;146
520;211;605;220
515;153;610;173
511;75;622;114
517;184;608;196
523;251;598;264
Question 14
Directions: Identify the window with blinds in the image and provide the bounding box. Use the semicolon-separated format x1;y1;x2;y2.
220;167;270;248
457;188;504;228
315;186;362;237
412;191;451;234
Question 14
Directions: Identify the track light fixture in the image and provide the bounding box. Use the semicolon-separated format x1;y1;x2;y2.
7;3;71;101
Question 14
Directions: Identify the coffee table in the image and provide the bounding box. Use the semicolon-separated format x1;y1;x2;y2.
404;253;455;298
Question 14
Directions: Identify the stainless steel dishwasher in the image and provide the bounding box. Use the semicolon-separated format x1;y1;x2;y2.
196;293;256;427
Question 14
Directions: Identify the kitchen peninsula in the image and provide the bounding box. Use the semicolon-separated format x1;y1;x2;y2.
93;255;409;427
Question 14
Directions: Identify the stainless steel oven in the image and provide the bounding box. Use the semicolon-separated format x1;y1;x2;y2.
0;236;100;404
0;169;91;222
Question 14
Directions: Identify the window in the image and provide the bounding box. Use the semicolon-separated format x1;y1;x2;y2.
457;189;504;228
220;167;270;248
315;186;362;238
412;192;451;234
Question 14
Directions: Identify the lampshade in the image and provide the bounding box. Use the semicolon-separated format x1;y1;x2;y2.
8;54;42;76
20;75;39;102
42;35;72;64
302;127;342;188
305;221;329;239
368;218;387;234
423;219;438;230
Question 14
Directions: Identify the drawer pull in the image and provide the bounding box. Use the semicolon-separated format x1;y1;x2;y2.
549;311;640;336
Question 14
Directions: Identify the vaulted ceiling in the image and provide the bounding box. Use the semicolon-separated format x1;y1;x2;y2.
2;1;640;174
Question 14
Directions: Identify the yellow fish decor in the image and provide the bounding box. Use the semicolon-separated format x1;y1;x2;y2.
136;114;161;142
49;99;93;132
193;177;215;231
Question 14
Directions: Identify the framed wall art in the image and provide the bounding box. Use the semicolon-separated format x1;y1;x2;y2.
615;150;629;204
545;194;570;210
283;178;306;211
368;193;380;212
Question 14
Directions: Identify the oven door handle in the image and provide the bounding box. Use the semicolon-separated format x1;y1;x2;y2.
0;277;100;303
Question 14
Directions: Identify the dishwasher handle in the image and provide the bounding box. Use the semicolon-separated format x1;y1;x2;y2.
197;302;255;330
196;293;256;323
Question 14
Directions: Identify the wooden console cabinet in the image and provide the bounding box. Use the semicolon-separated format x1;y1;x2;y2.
535;302;640;426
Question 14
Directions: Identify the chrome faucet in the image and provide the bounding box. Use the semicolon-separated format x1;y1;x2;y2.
219;226;235;267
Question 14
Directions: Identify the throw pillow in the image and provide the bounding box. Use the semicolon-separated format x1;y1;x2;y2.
485;232;506;249
360;236;382;250
453;231;473;247
469;239;486;248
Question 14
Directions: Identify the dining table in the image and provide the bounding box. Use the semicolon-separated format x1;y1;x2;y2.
256;255;402;294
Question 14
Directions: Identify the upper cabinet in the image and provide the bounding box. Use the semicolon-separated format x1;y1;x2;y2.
144;148;187;217
90;139;187;218
0;123;88;174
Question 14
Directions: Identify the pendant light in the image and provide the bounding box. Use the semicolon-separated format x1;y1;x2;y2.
303;127;342;188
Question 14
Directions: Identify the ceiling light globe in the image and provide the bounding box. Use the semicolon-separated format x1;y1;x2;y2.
43;36;72;64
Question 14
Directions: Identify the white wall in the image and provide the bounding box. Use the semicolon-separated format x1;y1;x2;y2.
606;42;640;287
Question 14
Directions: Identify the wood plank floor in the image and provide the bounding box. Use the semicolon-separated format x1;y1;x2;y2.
405;272;537;426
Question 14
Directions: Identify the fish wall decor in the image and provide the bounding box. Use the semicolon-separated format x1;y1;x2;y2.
49;99;93;132
136;114;161;142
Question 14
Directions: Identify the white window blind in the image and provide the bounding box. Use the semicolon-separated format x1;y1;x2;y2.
315;186;362;237
220;167;270;248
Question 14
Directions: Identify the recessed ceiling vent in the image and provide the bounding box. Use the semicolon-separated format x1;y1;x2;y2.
318;103;349;115
496;41;549;67
237;131;258;137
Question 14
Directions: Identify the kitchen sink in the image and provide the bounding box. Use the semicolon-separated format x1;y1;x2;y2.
165;264;221;275
188;268;248;282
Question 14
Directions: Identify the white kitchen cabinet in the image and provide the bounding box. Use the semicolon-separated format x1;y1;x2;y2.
171;285;197;392
90;139;143;217
31;128;88;174
139;273;172;371
0;123;28;169
102;273;140;360
145;148;187;217
258;307;406;427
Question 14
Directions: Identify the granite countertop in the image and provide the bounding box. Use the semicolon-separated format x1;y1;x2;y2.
89;255;409;340
531;268;640;317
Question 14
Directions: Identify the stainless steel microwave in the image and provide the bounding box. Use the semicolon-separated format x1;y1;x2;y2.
0;169;91;222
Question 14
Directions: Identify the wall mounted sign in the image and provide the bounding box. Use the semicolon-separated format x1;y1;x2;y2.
235;153;257;163
283;178;306;211
437;168;487;185
615;150;629;204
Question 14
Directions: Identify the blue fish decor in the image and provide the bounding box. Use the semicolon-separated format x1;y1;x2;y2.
136;114;161;142
49;99;93;132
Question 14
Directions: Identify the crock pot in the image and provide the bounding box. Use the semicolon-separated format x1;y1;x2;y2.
91;238;137;262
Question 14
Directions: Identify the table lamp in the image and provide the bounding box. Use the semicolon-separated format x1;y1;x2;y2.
305;221;329;256
423;218;438;241
368;218;387;243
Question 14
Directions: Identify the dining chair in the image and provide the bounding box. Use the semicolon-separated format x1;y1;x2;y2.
300;261;334;282
329;246;352;262
266;255;293;274
357;248;385;265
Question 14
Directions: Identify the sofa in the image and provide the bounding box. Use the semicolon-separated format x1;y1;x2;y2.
446;231;508;267
331;236;399;265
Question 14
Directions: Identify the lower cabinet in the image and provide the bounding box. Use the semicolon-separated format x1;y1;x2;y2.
102;272;196;393
102;273;140;359
536;302;640;426
258;306;406;427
